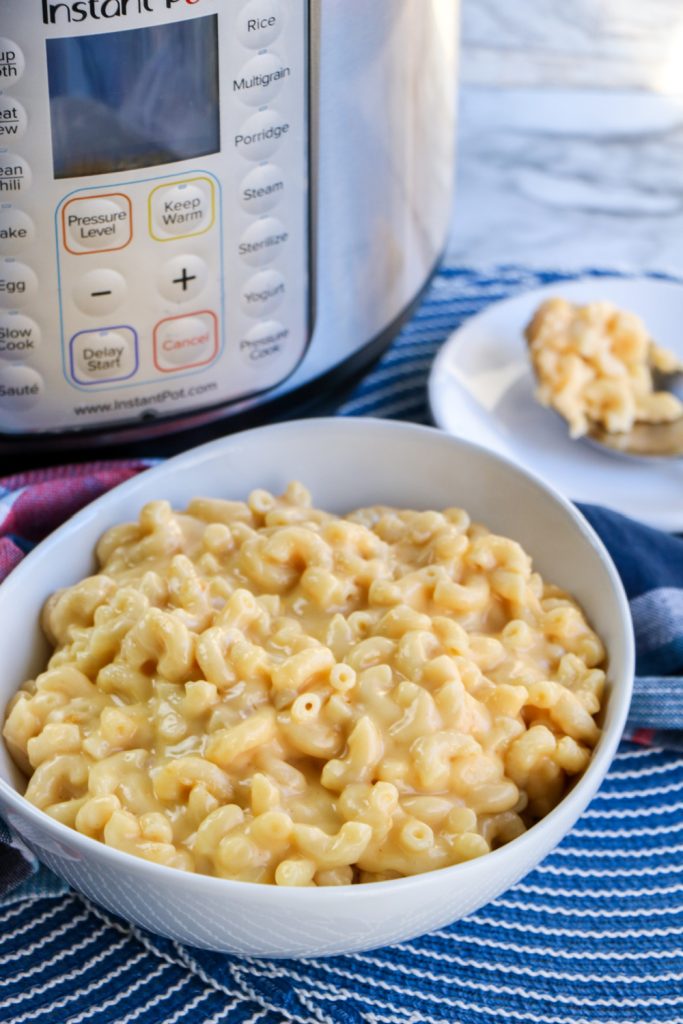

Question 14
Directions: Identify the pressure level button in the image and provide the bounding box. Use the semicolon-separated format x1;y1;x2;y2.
237;0;283;49
63;194;132;254
0;41;25;85
0;259;37;309
0;97;27;142
0;313;41;360
0;365;43;411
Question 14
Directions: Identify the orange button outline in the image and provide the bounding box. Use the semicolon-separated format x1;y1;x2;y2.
153;310;219;373
62;192;133;256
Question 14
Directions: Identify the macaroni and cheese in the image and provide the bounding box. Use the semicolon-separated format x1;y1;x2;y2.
526;297;683;438
3;484;607;885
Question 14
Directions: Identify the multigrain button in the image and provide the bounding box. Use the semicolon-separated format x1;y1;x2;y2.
0;41;25;85
0;365;43;410
241;269;285;317
73;269;127;316
0;207;35;253
235;109;290;161
0;259;37;309
157;254;209;304
0;153;31;196
0;313;41;360
0;96;27;142
236;0;283;48
150;180;214;240
233;52;290;107
154;312;218;371
70;327;138;384
238;217;288;267
239;163;285;214
63;194;132;254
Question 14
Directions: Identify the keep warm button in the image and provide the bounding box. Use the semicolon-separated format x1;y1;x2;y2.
154;312;219;373
70;327;138;385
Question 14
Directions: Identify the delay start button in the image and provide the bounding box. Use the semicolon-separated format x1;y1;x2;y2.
70;327;138;385
154;311;219;372
0;365;43;411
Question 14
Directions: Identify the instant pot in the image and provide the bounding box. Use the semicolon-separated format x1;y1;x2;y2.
0;0;459;454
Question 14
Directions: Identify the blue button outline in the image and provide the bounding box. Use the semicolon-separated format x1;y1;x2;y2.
69;325;139;386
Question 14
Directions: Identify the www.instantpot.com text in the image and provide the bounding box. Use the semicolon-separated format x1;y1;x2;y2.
73;380;217;418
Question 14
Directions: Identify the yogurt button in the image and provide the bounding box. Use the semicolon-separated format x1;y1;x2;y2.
240;164;285;214
73;269;127;316
235;110;290;162
71;328;138;384
239;320;289;367
154;314;218;370
0;313;40;361
0;207;35;253
0;96;27;142
239;217;288;267
241;269;286;317
0;153;31;196
233;52;290;107
0;365;43;410
0;260;37;309
0;40;25;85
236;0;283;48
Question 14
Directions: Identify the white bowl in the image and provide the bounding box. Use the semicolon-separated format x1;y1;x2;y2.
0;418;634;957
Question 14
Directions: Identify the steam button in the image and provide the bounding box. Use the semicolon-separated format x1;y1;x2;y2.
0;96;27;142
236;0;283;48
0;259;37;309
73;269;127;316
0;208;35;254
240;164;285;214
0;40;25;85
0;153;31;196
241;269;285;317
0;365;43;411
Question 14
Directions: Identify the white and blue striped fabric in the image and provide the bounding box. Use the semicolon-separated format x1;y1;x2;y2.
2;265;682;1024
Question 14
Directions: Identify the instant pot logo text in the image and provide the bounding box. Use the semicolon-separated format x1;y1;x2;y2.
42;0;201;25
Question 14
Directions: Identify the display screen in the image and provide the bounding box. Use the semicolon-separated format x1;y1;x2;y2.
46;16;220;179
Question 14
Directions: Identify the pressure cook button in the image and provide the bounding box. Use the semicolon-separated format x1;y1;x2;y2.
150;180;214;240
234;52;290;107
0;40;25;85
236;0;283;48
239;320;289;366
70;328;138;384
0;207;35;253
153;312;218;371
0;365;43;410
157;255;209;304
239;217;288;267
235;109;290;162
0;96;27;142
0;313;40;361
241;269;285;317
63;194;132;253
0;259;37;309
73;269;127;316
239;163;285;214
0;153;31;196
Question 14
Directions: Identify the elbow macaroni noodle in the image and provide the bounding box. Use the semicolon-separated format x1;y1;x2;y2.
3;483;607;885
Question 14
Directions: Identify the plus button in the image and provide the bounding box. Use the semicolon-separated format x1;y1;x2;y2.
173;267;197;292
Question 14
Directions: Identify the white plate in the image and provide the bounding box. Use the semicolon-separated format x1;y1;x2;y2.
428;276;683;531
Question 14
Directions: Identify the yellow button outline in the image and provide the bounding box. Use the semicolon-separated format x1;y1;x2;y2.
148;176;216;242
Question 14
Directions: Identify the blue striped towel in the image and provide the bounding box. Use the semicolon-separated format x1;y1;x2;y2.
1;265;682;1024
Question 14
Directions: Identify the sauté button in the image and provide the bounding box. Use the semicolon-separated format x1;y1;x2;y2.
238;217;288;267
0;259;37;309
236;0;283;48
0;207;35;253
0;365;43;410
0;153;31;196
73;269;127;316
154;312;218;371
241;269;285;317
233;52;290;107
239;163;285;214
150;180;214;240
70;328;138;384
0;40;25;85
239;319;289;366
63;194;132;253
0;96;27;142
157;255;209;304
0;312;41;361
235;109;290;161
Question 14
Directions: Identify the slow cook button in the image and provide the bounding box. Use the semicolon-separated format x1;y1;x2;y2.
239;163;285;214
235;109;290;162
234;52;291;107
0;259;37;309
0;312;41;360
0;96;27;141
0;153;31;196
241;269;285;317
0;365;43;410
236;0;283;49
154;313;218;371
73;269;127;316
240;320;289;366
239;217;288;267
0;40;25;85
0;207;35;253
70;328;138;384
63;194;132;253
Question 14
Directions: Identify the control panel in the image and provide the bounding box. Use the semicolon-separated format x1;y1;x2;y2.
0;0;310;433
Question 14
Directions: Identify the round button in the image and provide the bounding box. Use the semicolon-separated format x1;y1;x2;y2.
151;182;212;239
239;320;289;367
239;217;288;267
0;365;43;411
0;153;31;195
234;52;289;107
73;269;127;317
157;254;209;304
0;40;26;85
235;109;290;162
0;207;35;253
236;1;283;48
154;314;218;370
239;164;286;214
70;328;138;384
0;259;37;309
63;195;132;253
0;96;27;142
0;312;40;361
241;269;285;317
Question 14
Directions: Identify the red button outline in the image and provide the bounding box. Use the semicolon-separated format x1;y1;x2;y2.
153;310;219;373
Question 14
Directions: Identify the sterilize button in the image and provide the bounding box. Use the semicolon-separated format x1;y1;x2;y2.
0;365;43;410
158;255;209;304
0;313;41;361
235;109;290;161
0;96;27;142
0;208;35;254
237;0;283;48
239;164;286;214
0;41;25;85
70;327;138;384
150;180;214;240
239;217;288;267
63;194;132;253
73;269;127;316
241;269;286;317
153;312;218;371
0;153;31;196
0;259;37;309
234;52;290;107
